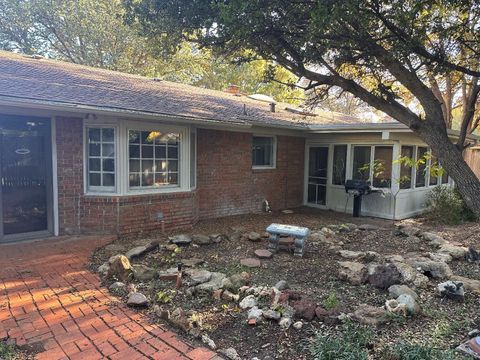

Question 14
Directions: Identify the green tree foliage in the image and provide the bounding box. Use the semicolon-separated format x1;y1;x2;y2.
124;0;480;216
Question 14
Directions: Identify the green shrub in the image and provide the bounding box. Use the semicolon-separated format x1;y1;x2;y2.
323;291;340;310
425;186;475;224
310;320;374;360
389;342;458;360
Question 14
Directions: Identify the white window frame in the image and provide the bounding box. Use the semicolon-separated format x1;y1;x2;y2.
351;144;394;189
83;118;193;196
252;135;277;169
331;144;348;186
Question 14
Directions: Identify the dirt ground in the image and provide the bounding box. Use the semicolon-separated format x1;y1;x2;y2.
91;207;480;359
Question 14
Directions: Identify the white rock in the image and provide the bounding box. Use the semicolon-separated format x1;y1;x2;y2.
201;334;216;350
219;347;241;360
239;295;257;309
279;317;292;330
293;321;303;330
247;306;263;321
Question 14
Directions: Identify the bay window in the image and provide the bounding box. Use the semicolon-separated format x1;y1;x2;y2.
84;120;194;195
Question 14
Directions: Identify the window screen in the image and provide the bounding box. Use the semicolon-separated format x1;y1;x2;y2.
332;145;347;185
352;146;371;181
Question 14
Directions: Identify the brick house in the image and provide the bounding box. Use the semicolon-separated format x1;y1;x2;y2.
0;51;477;242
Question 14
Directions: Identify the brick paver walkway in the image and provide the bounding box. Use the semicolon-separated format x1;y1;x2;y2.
0;236;219;360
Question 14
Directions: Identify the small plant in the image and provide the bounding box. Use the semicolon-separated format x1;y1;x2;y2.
425;186;476;224
156;289;176;303
310;319;374;360
388;342;457;360
0;342;21;360
162;247;182;264
323;291;339;310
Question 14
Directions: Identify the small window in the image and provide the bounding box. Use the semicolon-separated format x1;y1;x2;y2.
252;136;275;168
128;130;180;189
352;146;371;181
86;127;116;192
415;147;428;188
332;145;347;185
372;146;393;188
400;146;414;189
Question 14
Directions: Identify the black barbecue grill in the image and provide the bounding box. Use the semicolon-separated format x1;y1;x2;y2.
344;179;379;217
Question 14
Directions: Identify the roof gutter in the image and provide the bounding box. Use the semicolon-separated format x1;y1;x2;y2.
0;95;254;129
307;122;409;133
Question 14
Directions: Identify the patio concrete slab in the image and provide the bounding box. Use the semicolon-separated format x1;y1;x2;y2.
0;235;218;360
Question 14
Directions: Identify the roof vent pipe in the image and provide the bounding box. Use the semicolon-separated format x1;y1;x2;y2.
270;103;276;113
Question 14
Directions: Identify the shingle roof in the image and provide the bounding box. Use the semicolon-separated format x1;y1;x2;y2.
0;51;389;128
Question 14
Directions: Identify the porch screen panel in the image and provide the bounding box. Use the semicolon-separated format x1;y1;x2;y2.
372;146;393;188
87;127;115;191
128;130;180;188
352;146;371;182
416;147;428;187
400;146;414;189
332;145;347;185
429;154;439;185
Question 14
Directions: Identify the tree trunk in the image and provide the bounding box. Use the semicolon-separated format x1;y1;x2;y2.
417;124;480;218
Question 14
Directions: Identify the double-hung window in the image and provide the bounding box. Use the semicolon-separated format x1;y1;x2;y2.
86;127;116;192
252;136;276;168
128;130;180;189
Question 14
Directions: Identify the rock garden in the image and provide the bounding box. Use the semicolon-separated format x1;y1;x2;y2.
91;208;480;359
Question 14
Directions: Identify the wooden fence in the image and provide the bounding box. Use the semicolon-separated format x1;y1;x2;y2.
465;146;480;179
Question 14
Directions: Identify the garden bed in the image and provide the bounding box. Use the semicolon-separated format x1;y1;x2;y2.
91;207;480;359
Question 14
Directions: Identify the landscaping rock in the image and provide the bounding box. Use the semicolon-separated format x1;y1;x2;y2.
437;281;465;301
263;309;281;321
397;225;422;237
315;307;341;325
192;234;212;245
291;297;317;321
397;294;421;315
367;264;402;289
351;304;388;326
466;247;480;262
201;334;216;350
422;232;448;247
170;307;191;332
254;249;273;259
108;255;133;282
222;290;239;302
388;285;419;301
182;258;204;267
358;224;379;231
309;232;329;244
337;261;368;285
127;292;148;307
132;264;157;281
125;245;149;260
186;269;212;285
438;244;469;260
451;275;480;293
195;272;227;293
247;232;262;242
97;262;110;277
226;272;251;291
109;281;126;292
385;299;407;316
219;347;241;360
391;261;418;284
239;295;257;309
240;258;261;268
169;234;192;245
293;321;303;330
247;306;263;322
429;252;453;263
210;234;227;243
279;317;292;330
274;280;289;291
407;257;453;278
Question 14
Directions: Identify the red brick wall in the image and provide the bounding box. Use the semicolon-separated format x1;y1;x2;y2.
55;117;305;237
196;129;305;219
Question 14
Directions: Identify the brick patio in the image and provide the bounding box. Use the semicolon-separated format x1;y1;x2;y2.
0;236;219;360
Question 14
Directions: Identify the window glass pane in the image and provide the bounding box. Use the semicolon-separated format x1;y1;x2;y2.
87;127;115;190
102;128;114;142
89;143;100;156
252;136;274;167
89;173;101;186
372;146;392;188
441;163;449;184
416;147;428;187
103;173;115;187
400;146;414;189
429;154;438;185
332;145;347;185
103;159;115;172
88;128;100;142
128;129;180;189
89;158;100;172
352;146;371;181
190;130;196;188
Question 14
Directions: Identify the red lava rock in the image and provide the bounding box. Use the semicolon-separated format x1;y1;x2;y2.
254;249;273;259
240;258;261;268
315;306;341;324
247;318;257;326
291;298;317;321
